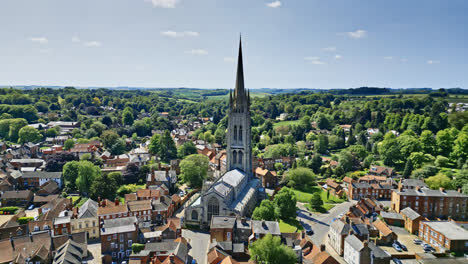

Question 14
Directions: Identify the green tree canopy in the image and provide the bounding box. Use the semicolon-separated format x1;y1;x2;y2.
252;199;277;221
273;187;297;220
18;126;42;144
425;173;454;190
249;234;297;264
159;130;177;162
178;141;197;158
179;154;209;188
310;192;323;209
285;167;316;191
76;160;101;194
90;172;120;200
64;139;75;151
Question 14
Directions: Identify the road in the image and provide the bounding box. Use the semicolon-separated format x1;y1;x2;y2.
182;229;210;264
296;201;355;245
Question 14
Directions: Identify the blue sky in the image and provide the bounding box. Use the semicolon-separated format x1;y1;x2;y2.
0;0;467;89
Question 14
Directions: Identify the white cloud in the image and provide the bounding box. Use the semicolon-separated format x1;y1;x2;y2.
334;54;342;59
72;36;80;43
342;29;367;39
224;57;235;62
84;41;102;47
323;47;336;52
30;37;48;44
384;56;393;60
266;1;281;8
147;0;178;8
161;31;200;38
427;60;440;64
400;58;408;62
186;49;208;55
304;56;325;65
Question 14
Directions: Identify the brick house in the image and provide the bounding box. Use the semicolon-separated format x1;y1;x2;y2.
400;207;423;234
372;220;397;246
419;221;468;252
391;187;468;220
97;199;129;223
249;220;281;243
368;165;394;177
101;216;138;264
156;218;181;240
19;171;63;189
254;167;277;188
1;190;33;206
53;214;72;236
127;200;153;222
210;216;236;243
152;195;175;223
380;212;404;226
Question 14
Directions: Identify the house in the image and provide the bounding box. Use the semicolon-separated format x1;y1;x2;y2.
127;200;152;222
344;235;390;264
36;180;60;195
0;231;53;264
210;216;236;243
97;199;129;223
391;187;468;220
372;219;397;245
100;216;138;264
137;238;191;264
343;176;354;187
147;170;177;190
419;221;468;253
339;124;352;132
19;171;63;189
69;143;98;158
207;245;231;264
324;178;344;198
156;218;182;240
53;211;72;236
1;190;33;206
254;167;278;188
369;165;394;177
152;195;175;223
380;212;404;226
398;179;428;191
71;199;99;239
10;158;44;169
328;217;351;256
400;207;423;234
249;220;281;242
52;239;88;264
357;175;388;184
301;239;339;264
33;194;60;206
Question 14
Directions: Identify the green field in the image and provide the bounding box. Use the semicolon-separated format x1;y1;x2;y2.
273;120;301;128
292;186;345;204
279;219;303;233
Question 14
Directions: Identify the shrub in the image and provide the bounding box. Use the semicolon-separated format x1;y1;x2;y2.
132;243;145;253
0;207;19;213
18;217;34;225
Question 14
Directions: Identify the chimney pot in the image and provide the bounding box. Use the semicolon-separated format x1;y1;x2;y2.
320;244;326;252
114;198;119;206
439;187;445;192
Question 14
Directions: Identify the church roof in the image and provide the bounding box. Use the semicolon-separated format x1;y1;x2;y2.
222;169;245;187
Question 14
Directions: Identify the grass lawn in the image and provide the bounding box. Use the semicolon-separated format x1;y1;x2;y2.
67;196;80;204
304;203;336;213
279;219;303;233
273;120;301;128
292;186;345;204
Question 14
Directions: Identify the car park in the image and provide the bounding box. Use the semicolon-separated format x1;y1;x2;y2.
394;241;407;251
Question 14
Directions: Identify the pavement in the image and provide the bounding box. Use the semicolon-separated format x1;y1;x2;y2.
380;226;426;256
183;229;210;264
87;241;102;264
296;200;355;245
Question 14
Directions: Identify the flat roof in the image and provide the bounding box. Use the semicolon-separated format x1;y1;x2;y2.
423;221;468;240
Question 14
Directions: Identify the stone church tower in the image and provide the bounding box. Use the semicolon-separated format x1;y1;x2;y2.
226;37;252;178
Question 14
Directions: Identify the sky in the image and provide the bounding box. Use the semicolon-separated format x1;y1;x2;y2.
0;0;467;89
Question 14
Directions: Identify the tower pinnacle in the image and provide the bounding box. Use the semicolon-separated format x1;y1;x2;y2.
234;36;245;104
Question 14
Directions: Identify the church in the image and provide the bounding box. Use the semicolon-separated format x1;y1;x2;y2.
184;38;262;227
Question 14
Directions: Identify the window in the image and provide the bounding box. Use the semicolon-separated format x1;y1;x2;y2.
238;151;243;164
234;125;237;141
120;234;124;242
128;240;133;247
36;261;40;264
93;221;96;227
43;225;49;230
207;197;219;221
34;226;39;231
120;244;124;251
112;252;116;258
79;223;82;229
62;228;67;234
191;210;198;220
239;126;243;141
126;250;131;256
111;242;115;249
108;236;111;241
227;232;231;241
233;150;237;164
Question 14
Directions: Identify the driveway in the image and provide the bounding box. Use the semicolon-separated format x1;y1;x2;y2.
297;201;355;245
183;229;210;264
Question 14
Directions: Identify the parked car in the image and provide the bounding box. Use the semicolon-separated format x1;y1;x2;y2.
27;204;34;210
395;241;407;251
392;243;402;252
413;239;422;244
304;225;314;235
392;258;403;264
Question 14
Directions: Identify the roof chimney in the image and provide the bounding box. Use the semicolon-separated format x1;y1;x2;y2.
114;198;119;206
320;244;326;252
458;188;462;193
439;187;445;193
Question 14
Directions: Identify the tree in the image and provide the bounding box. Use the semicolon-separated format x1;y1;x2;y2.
285;168;316;191
409;152;434;169
159;130;177;162
338;150;355;172
434;155;450;168
46;152;78;172
101;130;119;149
123;163;140;184
378;132;400;166
178;141;197;158
64;139;75;151
109;138;126;155
63;161;80;190
249;234;297;264
179;154;209;188
397;133;422;159
402;159;413;178
252;200;277;221
76;161;101;194
315;134;328;154
310;193;323;210
90;172;120;201
308;154;322;173
273;187;297;220
420;130;436;155
18;126;42;144
436;129;455;157
122;107;134;126
148;134;161;155
451;131;468;161
425;173;454;190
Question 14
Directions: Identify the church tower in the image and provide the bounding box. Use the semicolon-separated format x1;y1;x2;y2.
226;37;252;177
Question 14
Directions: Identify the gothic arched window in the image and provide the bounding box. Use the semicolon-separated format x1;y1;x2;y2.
234;125;237;141
207;197;219;221
238;151;243;164
239;126;243;142
191;210;198;220
233;150;237;164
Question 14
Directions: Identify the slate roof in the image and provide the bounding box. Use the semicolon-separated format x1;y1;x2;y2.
381;211;404;220
22;171;62;179
222;169;245;188
400;179;428;188
211;216;236;229
52;239;86;264
423;221;468;240
345;234;364;251
2;190;33;199
251;220;280;235
368;241;390;258
395;187;467;197
330;219;350;235
78;199;98;219
101;216;137;235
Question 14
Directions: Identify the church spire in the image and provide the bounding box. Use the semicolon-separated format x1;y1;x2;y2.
234;35;245;102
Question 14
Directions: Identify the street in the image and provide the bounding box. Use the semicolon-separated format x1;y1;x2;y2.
182;229;210;264
296;201;355;245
